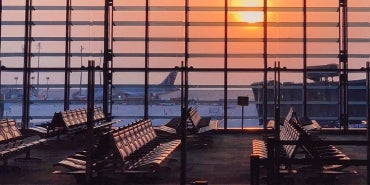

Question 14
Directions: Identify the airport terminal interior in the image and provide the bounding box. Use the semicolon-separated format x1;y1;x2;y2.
0;0;369;184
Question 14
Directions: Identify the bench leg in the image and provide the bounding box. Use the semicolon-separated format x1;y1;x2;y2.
250;154;260;185
14;149;42;163
26;149;31;159
0;157;21;173
2;157;8;167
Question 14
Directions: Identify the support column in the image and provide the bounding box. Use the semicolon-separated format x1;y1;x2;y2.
303;0;308;118
180;0;190;184
0;0;2;56
103;0;113;121
64;0;72;111
22;0;33;129
179;61;192;185
339;0;348;132
0;61;2;119
366;62;370;185
144;0;149;120
263;0;268;130
223;0;228;130
0;0;2;119
85;60;95;182
179;62;187;185
273;62;281;185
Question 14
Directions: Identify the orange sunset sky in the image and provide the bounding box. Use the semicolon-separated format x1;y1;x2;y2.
0;0;370;85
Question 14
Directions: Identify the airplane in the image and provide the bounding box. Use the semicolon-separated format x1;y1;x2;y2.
115;71;178;99
72;71;179;100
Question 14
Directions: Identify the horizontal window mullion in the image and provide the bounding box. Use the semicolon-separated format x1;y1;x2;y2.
3;21;369;28
6;37;370;43
1;53;368;58
0;53;102;57
3;6;370;12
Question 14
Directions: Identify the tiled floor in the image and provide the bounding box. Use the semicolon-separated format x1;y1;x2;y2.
0;132;368;185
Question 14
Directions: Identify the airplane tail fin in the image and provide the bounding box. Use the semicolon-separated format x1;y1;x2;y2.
160;71;178;85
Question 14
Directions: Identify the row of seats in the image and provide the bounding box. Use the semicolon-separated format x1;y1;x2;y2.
188;107;214;133
54;119;180;176
252;116;302;161
250;107;357;185
61;107;105;129
30;107;121;137
111;119;180;171
0;119;47;166
162;107;218;135
251;107;314;185
290;119;353;172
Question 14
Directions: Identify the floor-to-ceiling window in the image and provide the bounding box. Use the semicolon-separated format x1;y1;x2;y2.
0;0;369;129
1;0;26;122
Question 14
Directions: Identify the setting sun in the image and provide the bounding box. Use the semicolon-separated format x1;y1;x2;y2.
231;0;264;23
239;11;264;23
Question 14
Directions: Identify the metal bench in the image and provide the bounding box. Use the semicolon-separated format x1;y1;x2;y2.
250;111;301;185
108;119;180;173
53;119;180;178
251;107;358;185
187;107;218;134
160;107;218;135
0;119;47;167
29;107;121;137
290;119;357;174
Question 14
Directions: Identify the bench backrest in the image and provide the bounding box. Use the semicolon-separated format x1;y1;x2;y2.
288;118;327;160
111;120;157;160
188;107;201;128
0;119;23;143
94;107;105;121
280;119;301;159
285;107;295;123
278;107;302;159
50;107;106;130
111;119;157;161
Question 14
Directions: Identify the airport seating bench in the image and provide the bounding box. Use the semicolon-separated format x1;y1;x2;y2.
30;107;121;137
54;119;181;176
157;117;181;136
284;108;355;174
187;107;218;134
267;117;321;132
250;108;356;185
250;112;302;185
291;119;355;173
0;119;47;166
109;119;181;172
162;107;218;135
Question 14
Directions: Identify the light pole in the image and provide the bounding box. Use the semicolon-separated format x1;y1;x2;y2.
31;76;35;96
14;76;18;88
99;49;102;85
46;77;49;100
238;96;249;130
80;45;84;95
37;42;41;95
14;76;18;98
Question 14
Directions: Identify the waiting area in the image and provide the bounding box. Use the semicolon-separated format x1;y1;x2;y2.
0;128;368;185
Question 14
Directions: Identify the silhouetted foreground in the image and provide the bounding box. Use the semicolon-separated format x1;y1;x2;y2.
0;130;367;184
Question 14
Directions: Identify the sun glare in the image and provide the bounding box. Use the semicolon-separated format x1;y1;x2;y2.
231;0;264;23
239;11;264;23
